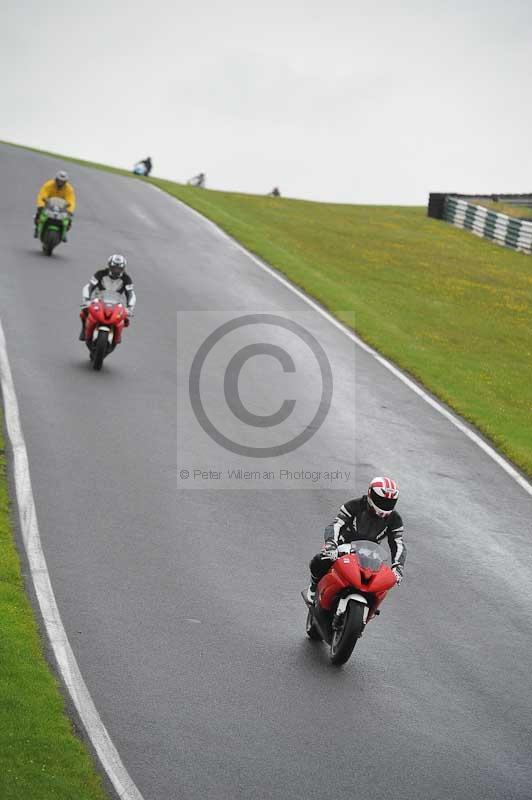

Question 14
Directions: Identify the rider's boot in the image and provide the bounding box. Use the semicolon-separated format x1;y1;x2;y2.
79;309;89;341
33;210;41;238
305;579;318;605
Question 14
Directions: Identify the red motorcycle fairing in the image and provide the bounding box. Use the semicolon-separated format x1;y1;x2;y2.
318;554;396;612
84;297;128;344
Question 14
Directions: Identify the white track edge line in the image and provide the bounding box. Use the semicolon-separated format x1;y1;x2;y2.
0;318;145;800
146;181;532;498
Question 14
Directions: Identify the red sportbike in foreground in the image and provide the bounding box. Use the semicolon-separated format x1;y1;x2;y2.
81;291;129;371
302;540;397;665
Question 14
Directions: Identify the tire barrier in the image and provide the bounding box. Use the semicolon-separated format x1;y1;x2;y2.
428;193;532;255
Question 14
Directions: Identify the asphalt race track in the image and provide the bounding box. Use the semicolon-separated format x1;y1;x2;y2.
1;143;532;800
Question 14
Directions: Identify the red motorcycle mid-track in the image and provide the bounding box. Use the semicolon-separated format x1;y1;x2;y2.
302;539;397;665
82;291;129;371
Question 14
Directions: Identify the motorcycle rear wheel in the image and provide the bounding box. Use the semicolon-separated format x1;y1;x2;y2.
330;602;364;665
42;227;61;256
305;609;322;641
92;329;108;371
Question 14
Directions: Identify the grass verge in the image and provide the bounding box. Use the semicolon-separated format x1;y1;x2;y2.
0;415;108;799
470;198;532;220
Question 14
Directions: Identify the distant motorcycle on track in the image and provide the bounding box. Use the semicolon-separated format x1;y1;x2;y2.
37;197;70;256
81;291;130;371
302;540;397;665
132;157;152;176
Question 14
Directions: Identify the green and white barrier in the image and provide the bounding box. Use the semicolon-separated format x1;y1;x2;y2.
443;196;532;254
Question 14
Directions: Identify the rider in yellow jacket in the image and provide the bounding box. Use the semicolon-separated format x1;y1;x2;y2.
34;170;76;238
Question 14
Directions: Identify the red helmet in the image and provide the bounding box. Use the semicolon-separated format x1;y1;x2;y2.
367;476;399;518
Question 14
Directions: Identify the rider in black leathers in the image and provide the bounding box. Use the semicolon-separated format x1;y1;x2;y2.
137;157;152;176
306;476;406;603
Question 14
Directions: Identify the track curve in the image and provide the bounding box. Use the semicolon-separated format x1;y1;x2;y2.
1;143;532;800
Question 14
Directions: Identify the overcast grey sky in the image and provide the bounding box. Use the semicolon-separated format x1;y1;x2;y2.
2;0;531;204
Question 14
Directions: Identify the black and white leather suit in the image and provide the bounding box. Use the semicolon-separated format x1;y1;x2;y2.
82;269;136;311
309;495;406;585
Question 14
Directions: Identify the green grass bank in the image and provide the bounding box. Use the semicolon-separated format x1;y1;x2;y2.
471;198;532;220
0;415;108;800
4;140;531;476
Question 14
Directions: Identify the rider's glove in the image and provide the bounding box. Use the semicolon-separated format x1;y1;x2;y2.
322;541;338;561
392;566;403;586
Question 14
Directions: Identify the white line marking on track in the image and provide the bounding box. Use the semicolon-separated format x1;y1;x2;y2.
0;318;145;800
146;181;532;498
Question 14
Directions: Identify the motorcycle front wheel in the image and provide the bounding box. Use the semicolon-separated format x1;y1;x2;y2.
42;227;61;256
330;602;365;665
92;329;108;371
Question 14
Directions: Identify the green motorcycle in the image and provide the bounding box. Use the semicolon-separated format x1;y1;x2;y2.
37;197;70;256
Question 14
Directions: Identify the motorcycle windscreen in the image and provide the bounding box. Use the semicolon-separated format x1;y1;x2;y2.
93;290;124;306
349;540;388;571
45;196;68;214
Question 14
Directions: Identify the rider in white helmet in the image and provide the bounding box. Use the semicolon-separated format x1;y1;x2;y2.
79;254;136;341
306;476;406;603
